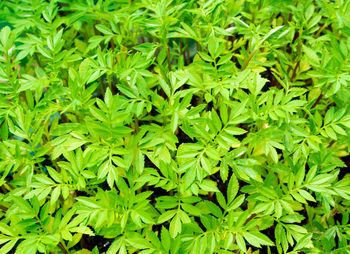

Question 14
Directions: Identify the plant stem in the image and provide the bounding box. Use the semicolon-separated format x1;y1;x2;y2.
110;39;116;51
290;61;300;82
242;48;258;70
35;53;42;67
99;77;105;95
134;116;139;134
195;41;201;52
290;28;303;82
107;74;114;94
58;242;69;254
314;22;329;38
186;38;190;64
167;44;171;72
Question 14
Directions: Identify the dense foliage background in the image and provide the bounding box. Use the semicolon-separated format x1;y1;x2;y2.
0;0;350;253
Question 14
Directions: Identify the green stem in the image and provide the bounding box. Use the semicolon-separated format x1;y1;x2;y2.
186;38;190;64
291;28;303;82
107;74;113;94
58;241;69;254
134;116;139;134
35;53;42;68
99;77;105;95
314;22;328;38
167;44;171;72
242;48;258;70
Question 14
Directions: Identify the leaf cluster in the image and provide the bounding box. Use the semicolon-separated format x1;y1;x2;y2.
0;0;350;253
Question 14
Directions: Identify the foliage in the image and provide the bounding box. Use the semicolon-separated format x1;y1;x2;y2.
0;0;350;253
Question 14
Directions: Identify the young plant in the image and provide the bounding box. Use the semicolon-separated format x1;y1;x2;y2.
0;0;350;253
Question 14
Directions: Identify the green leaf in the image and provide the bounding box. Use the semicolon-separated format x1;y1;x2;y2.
227;173;239;203
0;240;17;254
50;187;61;206
243;231;274;248
158;77;171;97
294;233;313;250
303;45;320;65
126;233;152;249
169;214;182;238
227;194;245;211
161;226;171;252
198;180;219;192
96;24;113;35
158;210;177;224
236;233;246;252
208;33;219;58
